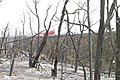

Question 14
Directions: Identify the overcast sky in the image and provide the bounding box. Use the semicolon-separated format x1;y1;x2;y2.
0;0;118;36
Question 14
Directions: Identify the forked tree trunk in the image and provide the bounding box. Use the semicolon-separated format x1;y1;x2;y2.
52;0;69;77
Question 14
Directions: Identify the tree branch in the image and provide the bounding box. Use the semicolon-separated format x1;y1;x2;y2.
64;20;97;35
27;4;37;16
0;29;46;45
44;5;51;29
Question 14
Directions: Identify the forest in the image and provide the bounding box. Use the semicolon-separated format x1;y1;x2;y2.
0;0;120;80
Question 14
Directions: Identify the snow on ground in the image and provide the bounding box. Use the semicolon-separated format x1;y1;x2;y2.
0;59;115;80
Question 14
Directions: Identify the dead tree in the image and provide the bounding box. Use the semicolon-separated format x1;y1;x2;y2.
87;0;93;80
20;12;26;52
66;8;87;80
0;23;9;63
104;0;117;79
106;0;116;77
28;12;33;67
27;0;40;59
31;5;57;67
20;12;25;38
115;0;120;79
94;0;116;79
87;0;91;77
9;30;17;76
94;0;105;80
52;0;69;77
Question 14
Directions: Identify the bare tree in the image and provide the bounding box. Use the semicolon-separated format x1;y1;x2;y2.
94;0;115;79
0;23;9;63
20;12;26;52
87;0;93;80
28;12;33;36
31;5;57;67
20;12;25;37
115;0;120;79
9;29;18;76
94;0;105;80
106;0;116;77
28;12;34;67
66;8;87;80
52;0;69;77
27;0;40;58
104;0;117;79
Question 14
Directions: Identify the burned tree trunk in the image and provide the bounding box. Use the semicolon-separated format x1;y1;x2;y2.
51;56;58;77
51;0;69;77
9;31;17;76
115;5;120;79
94;0;105;80
31;30;49;67
31;5;56;67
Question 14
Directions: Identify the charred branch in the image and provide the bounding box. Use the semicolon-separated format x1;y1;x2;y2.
64;20;97;35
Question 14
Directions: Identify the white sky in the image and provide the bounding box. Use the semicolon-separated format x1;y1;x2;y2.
0;0;118;37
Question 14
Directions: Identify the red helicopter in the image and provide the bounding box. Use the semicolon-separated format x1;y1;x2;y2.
40;29;55;35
